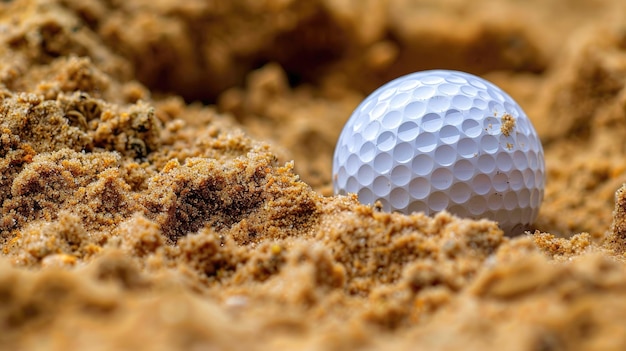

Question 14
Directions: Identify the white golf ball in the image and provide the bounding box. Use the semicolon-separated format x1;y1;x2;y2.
333;70;545;235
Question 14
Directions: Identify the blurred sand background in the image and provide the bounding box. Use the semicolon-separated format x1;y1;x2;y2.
3;0;626;350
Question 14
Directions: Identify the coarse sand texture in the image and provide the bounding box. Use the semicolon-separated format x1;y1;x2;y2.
2;1;626;350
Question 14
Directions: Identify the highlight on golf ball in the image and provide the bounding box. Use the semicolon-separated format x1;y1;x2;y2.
332;70;545;235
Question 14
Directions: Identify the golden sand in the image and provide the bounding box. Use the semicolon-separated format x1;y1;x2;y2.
3;0;626;349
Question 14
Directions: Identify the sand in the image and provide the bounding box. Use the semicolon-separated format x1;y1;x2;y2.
2;0;626;349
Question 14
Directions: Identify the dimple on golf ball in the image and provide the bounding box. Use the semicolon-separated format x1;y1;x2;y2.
332;70;545;235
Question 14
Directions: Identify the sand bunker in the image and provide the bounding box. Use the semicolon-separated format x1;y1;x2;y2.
3;0;626;350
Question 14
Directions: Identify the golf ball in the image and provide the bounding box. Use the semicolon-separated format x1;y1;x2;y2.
333;70;545;235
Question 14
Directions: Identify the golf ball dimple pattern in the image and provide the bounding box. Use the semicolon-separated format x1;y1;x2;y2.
333;70;545;235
